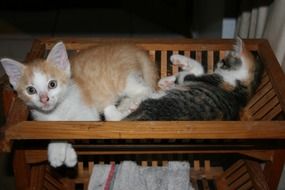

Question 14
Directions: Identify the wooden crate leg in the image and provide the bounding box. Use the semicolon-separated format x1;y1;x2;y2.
13;149;31;190
263;150;285;190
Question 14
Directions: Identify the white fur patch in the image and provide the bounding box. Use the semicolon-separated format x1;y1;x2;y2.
149;91;167;99
26;70;64;112
31;82;100;121
158;75;176;90
123;73;153;97
214;57;249;86
48;142;77;168
113;73;153;119
104;105;125;121
170;54;204;76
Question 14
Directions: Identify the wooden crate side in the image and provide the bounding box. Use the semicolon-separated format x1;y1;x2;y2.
216;160;269;190
6;121;285;140
258;41;285;114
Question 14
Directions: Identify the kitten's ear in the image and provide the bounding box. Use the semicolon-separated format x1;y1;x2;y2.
47;42;71;76
233;36;244;56
1;58;25;88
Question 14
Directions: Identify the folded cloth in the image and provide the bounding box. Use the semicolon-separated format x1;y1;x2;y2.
140;164;168;190
112;161;146;190
140;161;192;190
88;164;114;190
88;161;193;190
167;162;191;190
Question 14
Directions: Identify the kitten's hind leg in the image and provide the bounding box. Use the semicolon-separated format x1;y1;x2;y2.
119;73;154;116
170;54;204;76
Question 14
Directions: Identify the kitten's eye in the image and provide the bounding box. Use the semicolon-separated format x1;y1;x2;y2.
48;80;57;89
218;59;225;67
221;60;229;69
26;86;37;95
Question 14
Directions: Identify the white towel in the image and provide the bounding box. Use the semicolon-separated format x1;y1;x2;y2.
88;161;193;190
167;162;191;190
88;164;112;190
113;161;146;190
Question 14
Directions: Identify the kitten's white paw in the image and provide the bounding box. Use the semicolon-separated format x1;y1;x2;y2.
64;144;77;167
104;105;124;121
48;142;77;168
170;54;204;76
158;75;176;90
170;54;190;70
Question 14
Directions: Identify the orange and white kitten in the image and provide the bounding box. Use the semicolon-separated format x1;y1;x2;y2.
1;42;158;167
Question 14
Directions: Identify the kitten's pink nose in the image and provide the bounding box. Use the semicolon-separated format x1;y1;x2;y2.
40;95;49;104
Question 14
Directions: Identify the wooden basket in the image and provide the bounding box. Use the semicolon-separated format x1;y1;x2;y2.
1;38;285;190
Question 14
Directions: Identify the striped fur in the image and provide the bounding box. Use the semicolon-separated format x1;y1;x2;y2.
122;38;263;121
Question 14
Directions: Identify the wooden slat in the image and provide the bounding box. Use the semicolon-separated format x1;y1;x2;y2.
160;51;167;77
196;51;202;63
247;82;273;109
207;51;214;73
172;51;179;75
246;160;270;190
38;37;262;51
184;51;190;57
259;40;285;113
99;161;104;165
219;50;225;59
223;160;244;178
238;180;253;190
30;165;45;190
162;160;168;166
44;173;63;190
249;90;276;115
152;160;158;167
256;74;270;92
148;50;155;63
264;150;285;190
226;166;248;184
229;173;251;189
254;96;279;120
43;181;59;190
141;161;147;167
204;160;211;172
6;121;285;140
78;162;84;177
194;160;200;171
202;178;210;190
13;150;31;190
262;104;282;120
88;162;94;175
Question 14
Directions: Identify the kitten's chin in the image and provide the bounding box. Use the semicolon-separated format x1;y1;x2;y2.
41;104;57;112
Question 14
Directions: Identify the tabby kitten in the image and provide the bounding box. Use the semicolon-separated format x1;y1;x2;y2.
104;38;263;121
1;42;158;167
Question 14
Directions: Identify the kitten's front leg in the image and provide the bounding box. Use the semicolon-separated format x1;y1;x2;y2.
48;142;77;168
170;54;204;76
104;105;125;121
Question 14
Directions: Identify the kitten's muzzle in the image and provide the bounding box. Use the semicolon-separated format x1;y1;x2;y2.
40;95;50;104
